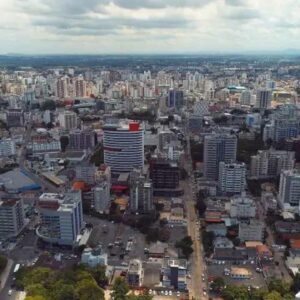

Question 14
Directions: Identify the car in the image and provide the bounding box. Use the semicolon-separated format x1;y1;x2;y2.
148;289;153;295
177;291;181;297
168;291;173;296
164;291;169;296
8;289;12;296
203;291;207;296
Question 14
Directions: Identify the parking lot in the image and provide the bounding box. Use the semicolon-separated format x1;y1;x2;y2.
86;217;147;266
207;262;267;289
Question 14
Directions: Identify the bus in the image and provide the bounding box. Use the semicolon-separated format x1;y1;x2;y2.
13;264;20;273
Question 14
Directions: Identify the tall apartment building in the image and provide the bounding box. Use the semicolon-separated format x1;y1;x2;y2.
69;129;95;150
0;196;25;238
250;149;295;178
55;77;69;98
193;99;209;116
93;182;110;213
74;75;87;98
103;121;144;174
230;194;256;218
203;133;237;181
58;111;78;130
0;138;16;157
256;89;272;109
240;90;252;106
278;170;300;208
218;162;246;194
36;191;84;245
130;169;153;213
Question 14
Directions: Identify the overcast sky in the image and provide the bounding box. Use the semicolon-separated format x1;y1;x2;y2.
0;0;299;54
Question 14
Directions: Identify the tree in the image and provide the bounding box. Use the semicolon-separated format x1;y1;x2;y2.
210;277;225;293
0;255;7;274
202;231;215;256
291;272;300;292
175;236;194;258
90;145;104;167
263;291;282;300
112;277;129;300
60;136;69;152
25;296;46;300
91;265;108;288
222;285;249;300
267;278;290;296
26;284;48;298
50;282;75;300
75;279;104;300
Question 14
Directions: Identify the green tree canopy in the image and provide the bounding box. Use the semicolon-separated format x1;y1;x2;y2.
112;277;130;300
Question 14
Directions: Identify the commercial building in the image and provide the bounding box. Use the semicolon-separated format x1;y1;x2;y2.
162;258;187;291
127;259;144;287
0;196;25;238
167;89;184;110
103;121;144;174
150;159;181;196
239;219;264;242
203;133;237;181
31;141;61;153
193;99;209;116
230;193;256;219
58;111;78;130
218;162;246;194
6;109;24;128
278;170;300;208
36;191;84;245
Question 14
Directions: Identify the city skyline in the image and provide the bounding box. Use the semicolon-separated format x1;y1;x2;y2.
1;0;300;54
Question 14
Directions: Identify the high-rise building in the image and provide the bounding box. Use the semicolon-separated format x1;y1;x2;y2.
58;111;78;130
103;121;144;174
250;149;295;178
36;191;84;245
74;75;87;98
93;182;110;213
69;129;95;150
55;77;69;98
256;89;272;109
278;170;300;208
240;90;252;106
193;99;209;116
0;196;25;238
130;169;153;213
218;162;246;194
203;133;237;181
167;89;184;110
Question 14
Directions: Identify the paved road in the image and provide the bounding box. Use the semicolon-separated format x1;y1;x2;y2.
183;123;208;300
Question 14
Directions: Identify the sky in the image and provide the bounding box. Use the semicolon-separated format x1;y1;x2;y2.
0;0;299;54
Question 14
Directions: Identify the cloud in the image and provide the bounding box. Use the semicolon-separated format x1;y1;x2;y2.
222;7;260;20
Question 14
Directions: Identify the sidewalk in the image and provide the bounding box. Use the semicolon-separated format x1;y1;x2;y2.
0;259;13;290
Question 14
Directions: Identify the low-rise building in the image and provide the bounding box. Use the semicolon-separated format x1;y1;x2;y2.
162;258;187;291
81;246;108;267
230;193;256;219
127;259;144;287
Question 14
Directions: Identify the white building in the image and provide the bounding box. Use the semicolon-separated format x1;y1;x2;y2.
193;99;209;116
58;111;78;130
218;162;246;194
36;191;84;245
31;141;61;153
103;121;144;174
0;197;25;238
230;193;256;218
0;138;16;157
278;170;300;208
